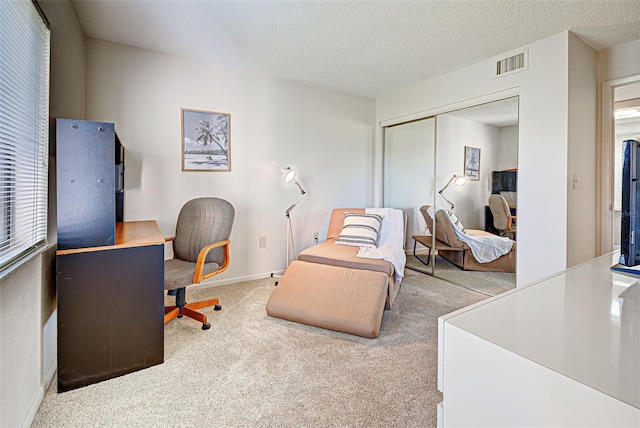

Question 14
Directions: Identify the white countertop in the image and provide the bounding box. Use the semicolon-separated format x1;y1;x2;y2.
447;251;640;410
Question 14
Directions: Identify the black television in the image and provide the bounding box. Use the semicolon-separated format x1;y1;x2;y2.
620;139;640;266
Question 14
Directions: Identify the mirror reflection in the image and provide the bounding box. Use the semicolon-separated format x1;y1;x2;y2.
384;96;519;295
383;117;435;273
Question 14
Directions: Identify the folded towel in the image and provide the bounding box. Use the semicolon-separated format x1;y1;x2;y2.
357;208;406;282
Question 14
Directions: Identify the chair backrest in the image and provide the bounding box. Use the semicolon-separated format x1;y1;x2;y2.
174;198;235;264
327;208;365;240
327;208;408;248
419;205;462;248
488;194;511;230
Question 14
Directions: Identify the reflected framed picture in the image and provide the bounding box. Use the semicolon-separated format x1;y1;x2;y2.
181;108;231;171
464;146;480;181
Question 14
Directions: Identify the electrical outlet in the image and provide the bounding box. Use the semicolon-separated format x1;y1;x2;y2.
259;236;267;248
312;231;319;244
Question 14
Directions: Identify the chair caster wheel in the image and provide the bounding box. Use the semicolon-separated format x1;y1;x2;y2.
202;322;211;330
177;314;183;318
214;304;222;311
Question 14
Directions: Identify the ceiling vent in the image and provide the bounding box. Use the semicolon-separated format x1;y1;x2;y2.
495;50;528;78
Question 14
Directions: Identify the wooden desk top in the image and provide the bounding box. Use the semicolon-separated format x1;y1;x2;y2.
57;221;164;255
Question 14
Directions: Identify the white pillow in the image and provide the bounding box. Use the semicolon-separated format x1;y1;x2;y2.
335;212;384;248
447;212;466;233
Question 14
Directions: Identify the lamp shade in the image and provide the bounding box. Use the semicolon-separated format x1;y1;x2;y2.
283;168;296;183
454;176;467;186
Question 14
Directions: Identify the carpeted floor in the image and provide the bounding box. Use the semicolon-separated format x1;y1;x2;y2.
32;269;489;427
405;254;516;296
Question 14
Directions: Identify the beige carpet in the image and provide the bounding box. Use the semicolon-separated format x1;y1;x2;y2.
32;269;488;427
405;254;516;296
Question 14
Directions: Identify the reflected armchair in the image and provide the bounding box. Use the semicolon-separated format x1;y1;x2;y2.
164;197;235;330
488;194;516;239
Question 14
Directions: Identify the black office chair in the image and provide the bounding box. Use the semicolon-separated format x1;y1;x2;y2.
164;197;234;330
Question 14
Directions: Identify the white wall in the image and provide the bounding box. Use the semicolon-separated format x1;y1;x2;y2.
0;259;42;428
567;33;598;267
0;1;85;426
598;39;640;84
84;39;376;282
498;126;519;170
377;32;573;286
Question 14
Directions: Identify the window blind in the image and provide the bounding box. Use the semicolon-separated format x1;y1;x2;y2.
0;0;50;270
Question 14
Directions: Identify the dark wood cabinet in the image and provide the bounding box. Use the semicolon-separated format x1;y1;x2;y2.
55;119;119;250
55;119;163;392
56;222;165;392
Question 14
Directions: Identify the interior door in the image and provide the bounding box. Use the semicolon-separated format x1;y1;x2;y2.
612;82;640;251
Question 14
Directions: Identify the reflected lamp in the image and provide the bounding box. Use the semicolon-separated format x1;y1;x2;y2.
438;175;466;211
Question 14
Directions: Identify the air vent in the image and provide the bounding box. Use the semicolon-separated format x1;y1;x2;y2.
495;50;528;78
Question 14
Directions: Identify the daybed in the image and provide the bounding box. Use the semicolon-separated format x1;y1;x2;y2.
419;205;516;273
266;208;403;338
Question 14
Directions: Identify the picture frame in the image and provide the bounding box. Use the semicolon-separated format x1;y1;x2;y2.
181;108;231;171
464;146;480;181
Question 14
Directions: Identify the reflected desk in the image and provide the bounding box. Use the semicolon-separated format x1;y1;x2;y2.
484;204;516;235
57;221;165;392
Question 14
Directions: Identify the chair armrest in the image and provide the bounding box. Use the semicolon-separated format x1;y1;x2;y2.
507;216;517;232
193;239;231;284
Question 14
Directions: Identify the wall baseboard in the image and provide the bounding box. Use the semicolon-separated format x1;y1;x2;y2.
192;271;282;289
44;356;57;391
22;386;43;428
23;356;56;428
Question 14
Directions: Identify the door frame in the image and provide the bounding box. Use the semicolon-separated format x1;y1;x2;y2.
599;75;640;255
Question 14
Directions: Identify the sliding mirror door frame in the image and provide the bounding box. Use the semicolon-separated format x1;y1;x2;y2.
382;94;519;294
432;96;519;294
383;117;437;275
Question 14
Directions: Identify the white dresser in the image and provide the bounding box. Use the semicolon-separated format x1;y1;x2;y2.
438;252;640;427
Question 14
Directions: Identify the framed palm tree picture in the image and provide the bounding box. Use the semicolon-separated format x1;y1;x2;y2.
181;108;231;171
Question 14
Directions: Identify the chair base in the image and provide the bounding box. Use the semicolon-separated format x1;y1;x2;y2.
498;230;516;240
164;288;221;330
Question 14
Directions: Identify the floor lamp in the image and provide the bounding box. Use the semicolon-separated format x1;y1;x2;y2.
281;166;306;266
438;174;466;212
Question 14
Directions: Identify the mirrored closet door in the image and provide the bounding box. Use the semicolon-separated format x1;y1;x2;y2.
383;117;436;275
384;97;519;295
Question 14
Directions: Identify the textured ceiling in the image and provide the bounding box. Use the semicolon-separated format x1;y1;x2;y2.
70;0;640;98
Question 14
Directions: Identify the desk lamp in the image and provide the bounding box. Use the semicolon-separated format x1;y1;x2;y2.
281;166;306;266
438;175;466;211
